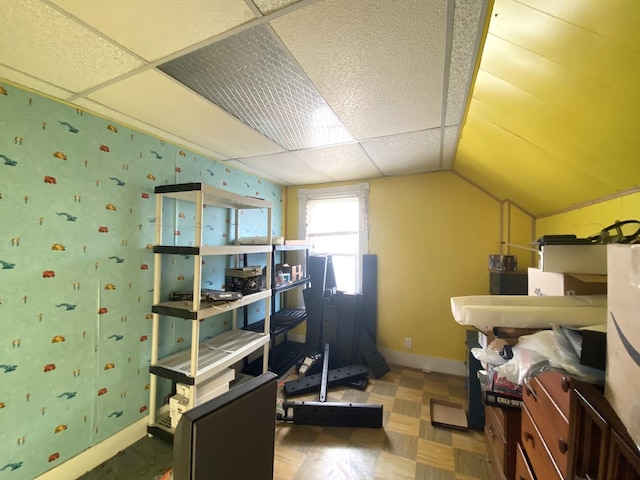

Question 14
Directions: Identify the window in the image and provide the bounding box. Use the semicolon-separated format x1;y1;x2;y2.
298;183;369;293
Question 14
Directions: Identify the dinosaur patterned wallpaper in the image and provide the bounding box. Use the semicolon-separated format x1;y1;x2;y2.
0;81;283;479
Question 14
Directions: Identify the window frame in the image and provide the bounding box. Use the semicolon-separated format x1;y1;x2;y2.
297;183;369;293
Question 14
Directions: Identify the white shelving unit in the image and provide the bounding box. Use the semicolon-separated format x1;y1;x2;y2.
147;182;272;438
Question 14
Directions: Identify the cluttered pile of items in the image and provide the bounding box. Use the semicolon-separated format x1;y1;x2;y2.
278;255;391;428
451;221;640;408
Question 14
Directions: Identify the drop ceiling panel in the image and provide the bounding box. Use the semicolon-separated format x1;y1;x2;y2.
0;66;74;100
159;24;353;151
0;0;143;93
442;125;459;170
361;130;442;176
71;97;228;161
293;143;381;181
50;0;256;62
253;0;302;16
86;69;284;159
270;0;448;140
233;152;334;185
445;0;487;126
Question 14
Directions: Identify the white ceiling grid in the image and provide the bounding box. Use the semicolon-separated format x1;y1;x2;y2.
0;0;488;186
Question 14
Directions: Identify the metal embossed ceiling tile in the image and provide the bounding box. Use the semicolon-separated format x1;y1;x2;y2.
158;24;353;151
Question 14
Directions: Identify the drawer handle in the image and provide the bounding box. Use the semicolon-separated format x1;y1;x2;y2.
488;426;495;438
558;438;568;454
561;376;570;392
524;432;534;444
525;385;538;402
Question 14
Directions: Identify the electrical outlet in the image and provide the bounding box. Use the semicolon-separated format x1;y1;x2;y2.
404;337;413;349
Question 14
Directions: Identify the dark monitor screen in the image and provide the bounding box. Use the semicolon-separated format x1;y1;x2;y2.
173;372;277;480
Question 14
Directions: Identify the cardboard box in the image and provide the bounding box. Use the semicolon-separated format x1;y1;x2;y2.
527;268;607;296
430;399;468;431
539;244;607;274
478;366;523;409
605;244;640;448
290;265;303;281
483;390;523;409
276;263;303;283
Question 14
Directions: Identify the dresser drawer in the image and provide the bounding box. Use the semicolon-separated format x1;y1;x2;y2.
515;442;535;480
521;406;562;480
485;405;507;476
485;405;521;480
535;370;571;418
524;376;569;477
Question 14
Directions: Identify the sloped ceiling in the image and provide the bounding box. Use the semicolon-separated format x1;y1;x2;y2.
1;0;637;217
457;0;640;216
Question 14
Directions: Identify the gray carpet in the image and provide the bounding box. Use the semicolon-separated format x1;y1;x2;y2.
77;436;173;480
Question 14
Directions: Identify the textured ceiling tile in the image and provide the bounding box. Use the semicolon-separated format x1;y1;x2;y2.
253;0;303;15
159;24;353;151
72;97;230;161
271;0;448;140
86;69;284;159
293;143;382;181
234;152;334;185
361;130;442;176
50;0;256;61
0;66;74;100
0;0;143;93
446;0;486;126
442;125;460;169
224;159;293;185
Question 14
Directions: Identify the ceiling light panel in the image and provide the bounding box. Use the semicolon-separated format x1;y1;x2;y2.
158;24;354;152
87;69;284;159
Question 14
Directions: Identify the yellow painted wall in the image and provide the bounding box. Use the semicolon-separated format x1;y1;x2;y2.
285;172;534;362
502;201;536;270
536;191;640;240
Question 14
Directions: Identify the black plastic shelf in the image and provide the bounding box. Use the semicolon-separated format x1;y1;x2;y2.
273;277;310;294
244;308;307;336
243;340;306;378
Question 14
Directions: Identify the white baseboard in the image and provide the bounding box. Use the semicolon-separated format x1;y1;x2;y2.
287;334;466;377
379;348;467;377
34;413;155;480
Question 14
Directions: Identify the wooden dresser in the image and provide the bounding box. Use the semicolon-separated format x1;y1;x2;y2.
568;380;640;479
517;370;571;480
485;404;521;480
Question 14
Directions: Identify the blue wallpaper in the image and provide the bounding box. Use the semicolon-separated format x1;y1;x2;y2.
0;82;283;479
